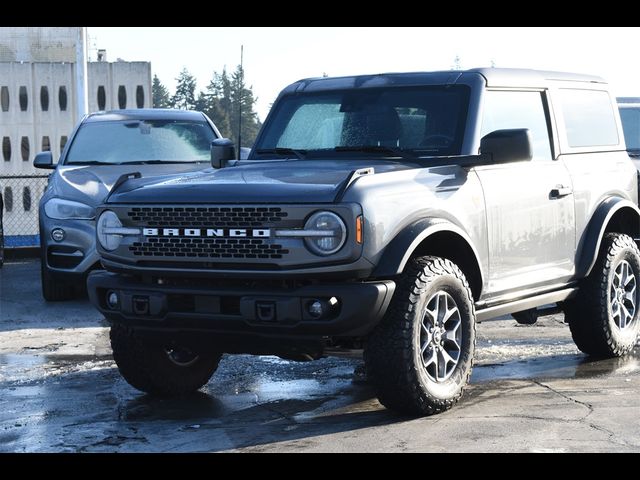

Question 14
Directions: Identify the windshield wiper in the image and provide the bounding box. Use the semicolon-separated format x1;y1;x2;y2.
255;148;307;160
334;145;417;160
116;160;206;165
66;160;114;165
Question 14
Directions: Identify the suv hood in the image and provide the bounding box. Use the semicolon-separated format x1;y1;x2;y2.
50;163;209;206
106;160;414;204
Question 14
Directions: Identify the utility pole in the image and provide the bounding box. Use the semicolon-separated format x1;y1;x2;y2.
75;27;89;120
237;45;243;156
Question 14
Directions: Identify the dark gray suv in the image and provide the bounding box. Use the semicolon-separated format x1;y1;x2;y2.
35;109;222;301
88;69;640;416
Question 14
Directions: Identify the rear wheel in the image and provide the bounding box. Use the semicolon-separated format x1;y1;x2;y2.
565;233;640;357
365;256;476;416
110;324;222;396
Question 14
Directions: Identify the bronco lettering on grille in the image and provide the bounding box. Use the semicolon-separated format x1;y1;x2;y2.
142;228;271;238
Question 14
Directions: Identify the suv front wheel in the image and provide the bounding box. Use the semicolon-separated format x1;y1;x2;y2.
110;324;222;396
565;233;640;357
365;256;476;416
41;260;76;301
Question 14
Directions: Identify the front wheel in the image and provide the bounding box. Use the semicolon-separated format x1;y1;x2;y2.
110;324;222;396
565;233;640;357
365;256;476;416
41;261;75;301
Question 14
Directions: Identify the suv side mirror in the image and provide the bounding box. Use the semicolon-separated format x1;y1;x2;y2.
480;128;532;164
33;151;55;169
239;147;251;160
211;138;236;169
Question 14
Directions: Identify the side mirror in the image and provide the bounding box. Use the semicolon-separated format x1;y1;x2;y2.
239;147;251;160
211;138;236;169
480;128;532;164
33;151;55;169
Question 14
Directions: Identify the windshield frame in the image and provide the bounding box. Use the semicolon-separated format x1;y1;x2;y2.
250;85;471;160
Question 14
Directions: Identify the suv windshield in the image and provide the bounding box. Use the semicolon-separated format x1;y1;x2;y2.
619;105;640;151
254;85;470;158
64;119;216;165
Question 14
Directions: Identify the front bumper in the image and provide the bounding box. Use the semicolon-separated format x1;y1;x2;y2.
87;271;395;338
40;216;100;277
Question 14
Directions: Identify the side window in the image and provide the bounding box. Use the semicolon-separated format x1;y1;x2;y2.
481;90;552;161
558;89;618;148
619;106;640;150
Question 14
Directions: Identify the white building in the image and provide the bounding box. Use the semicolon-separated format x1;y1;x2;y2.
0;27;152;246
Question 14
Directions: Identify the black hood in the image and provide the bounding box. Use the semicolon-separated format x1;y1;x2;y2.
106;160;413;204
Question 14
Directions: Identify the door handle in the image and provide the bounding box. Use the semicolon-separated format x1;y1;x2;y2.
550;186;573;199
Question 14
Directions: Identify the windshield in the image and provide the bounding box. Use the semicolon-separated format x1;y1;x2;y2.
254;85;469;158
64;119;216;165
619;106;640;151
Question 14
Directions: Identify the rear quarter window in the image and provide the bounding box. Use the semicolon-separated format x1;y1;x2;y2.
558;89;619;148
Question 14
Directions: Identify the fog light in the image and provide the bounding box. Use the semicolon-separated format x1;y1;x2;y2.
106;290;120;310
307;297;339;319
308;300;324;318
51;228;65;242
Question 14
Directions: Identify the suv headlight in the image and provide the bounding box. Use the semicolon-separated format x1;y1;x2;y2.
304;211;347;255
97;210;123;251
44;198;95;220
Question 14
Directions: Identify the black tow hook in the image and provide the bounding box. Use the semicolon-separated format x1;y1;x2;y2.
256;302;276;322
132;296;150;315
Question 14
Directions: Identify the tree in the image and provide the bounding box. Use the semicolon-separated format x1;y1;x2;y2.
171;68;197;110
230;65;261;148
152;74;171;108
203;65;262;147
195;91;231;137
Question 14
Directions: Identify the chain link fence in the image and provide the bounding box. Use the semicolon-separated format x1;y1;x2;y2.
0;174;49;248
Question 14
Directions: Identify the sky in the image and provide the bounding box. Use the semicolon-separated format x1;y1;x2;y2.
88;27;640;122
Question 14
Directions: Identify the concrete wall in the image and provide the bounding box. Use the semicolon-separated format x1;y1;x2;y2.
0;60;152;240
0;27;80;62
87;61;152;112
0;61;151;173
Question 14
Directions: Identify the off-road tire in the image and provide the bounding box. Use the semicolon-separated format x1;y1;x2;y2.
565;233;640;357
110;324;222;396
365;256;476;416
41;261;75;301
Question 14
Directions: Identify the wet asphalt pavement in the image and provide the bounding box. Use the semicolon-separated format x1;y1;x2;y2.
1;259;639;452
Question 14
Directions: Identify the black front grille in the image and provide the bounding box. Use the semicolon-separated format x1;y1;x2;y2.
127;206;288;228
129;237;289;259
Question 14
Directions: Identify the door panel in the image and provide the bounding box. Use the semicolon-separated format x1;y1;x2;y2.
477;89;575;299
476;161;575;297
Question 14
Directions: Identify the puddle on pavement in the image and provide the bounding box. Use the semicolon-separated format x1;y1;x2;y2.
120;392;226;421
473;349;640;382
0;352;114;384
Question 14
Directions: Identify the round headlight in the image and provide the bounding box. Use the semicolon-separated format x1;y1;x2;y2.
304;211;347;256
97;210;123;251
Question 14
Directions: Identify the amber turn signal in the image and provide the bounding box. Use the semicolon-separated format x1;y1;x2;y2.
356;215;363;244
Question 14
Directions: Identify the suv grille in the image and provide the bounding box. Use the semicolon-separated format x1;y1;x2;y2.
127;206;288;228
129;238;289;259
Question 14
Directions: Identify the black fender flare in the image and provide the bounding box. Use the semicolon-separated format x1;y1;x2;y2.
373;218;484;282
576;197;640;278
